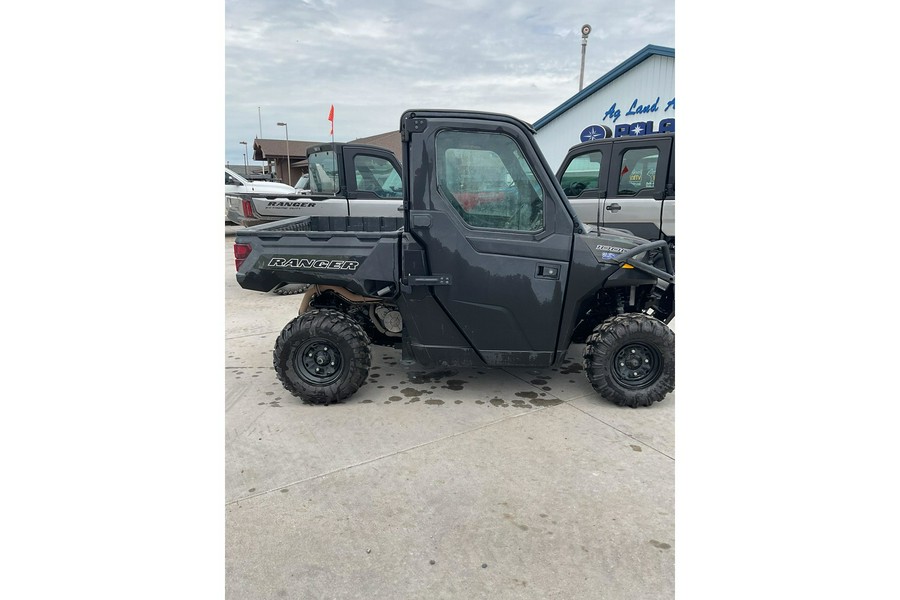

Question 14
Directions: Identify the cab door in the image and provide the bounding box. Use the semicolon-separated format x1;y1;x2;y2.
602;135;673;240
405;115;575;367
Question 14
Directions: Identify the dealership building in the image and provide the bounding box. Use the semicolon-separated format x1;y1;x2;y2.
533;44;674;169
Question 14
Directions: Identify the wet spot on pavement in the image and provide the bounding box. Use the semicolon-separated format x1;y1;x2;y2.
532;398;563;407
408;369;457;384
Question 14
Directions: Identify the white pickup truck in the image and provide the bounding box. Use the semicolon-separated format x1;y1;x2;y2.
225;168;295;223
225;143;402;227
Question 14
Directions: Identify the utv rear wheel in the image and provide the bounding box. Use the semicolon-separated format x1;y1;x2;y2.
583;313;674;408
274;309;371;404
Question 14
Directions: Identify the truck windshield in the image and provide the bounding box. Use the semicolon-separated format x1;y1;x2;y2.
308;151;340;194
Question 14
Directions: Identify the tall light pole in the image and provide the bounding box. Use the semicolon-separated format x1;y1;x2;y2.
239;141;249;177
579;24;592;91
277;122;290;185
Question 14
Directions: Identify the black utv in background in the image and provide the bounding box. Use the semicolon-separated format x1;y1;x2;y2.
234;110;675;408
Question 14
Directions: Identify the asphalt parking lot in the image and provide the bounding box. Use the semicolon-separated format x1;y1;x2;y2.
224;228;675;599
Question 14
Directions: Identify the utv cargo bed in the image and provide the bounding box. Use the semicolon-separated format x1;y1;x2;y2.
234;216;404;295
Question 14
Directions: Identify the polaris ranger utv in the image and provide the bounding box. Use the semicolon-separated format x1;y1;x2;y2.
234;110;674;407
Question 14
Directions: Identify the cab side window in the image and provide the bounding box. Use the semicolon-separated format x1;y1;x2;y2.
559;151;602;197
353;154;402;198
435;130;543;232
617;148;659;195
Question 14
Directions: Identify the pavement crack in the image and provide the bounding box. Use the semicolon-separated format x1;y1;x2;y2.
225;408;549;506
226;330;283;341
564;399;674;460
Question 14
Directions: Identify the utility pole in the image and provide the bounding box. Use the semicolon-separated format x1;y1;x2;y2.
277;122;290;185
239;141;249;176
579;24;592;91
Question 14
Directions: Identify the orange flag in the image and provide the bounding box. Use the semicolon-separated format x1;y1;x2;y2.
328;105;334;135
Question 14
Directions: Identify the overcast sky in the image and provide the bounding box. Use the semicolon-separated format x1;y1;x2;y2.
224;0;674;166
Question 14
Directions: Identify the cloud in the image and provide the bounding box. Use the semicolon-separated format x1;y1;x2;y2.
224;0;674;165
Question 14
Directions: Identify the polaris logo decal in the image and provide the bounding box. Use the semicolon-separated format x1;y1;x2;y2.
267;257;360;271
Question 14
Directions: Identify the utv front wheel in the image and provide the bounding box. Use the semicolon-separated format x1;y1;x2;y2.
583;313;674;407
274;309;371;404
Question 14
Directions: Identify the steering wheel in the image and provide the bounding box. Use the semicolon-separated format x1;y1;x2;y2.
567;182;586;196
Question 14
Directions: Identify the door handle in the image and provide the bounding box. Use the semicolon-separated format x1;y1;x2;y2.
535;264;560;280
606;203;621;212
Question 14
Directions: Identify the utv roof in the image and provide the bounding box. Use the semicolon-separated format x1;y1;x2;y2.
400;109;536;134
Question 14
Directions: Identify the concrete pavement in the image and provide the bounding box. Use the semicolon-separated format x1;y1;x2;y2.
224;230;675;599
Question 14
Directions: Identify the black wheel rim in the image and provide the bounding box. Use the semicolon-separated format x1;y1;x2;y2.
294;338;343;385
612;343;662;389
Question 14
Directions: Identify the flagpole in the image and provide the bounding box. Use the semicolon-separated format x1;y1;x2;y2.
329;105;336;192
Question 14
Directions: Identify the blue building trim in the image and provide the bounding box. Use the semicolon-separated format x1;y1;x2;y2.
533;44;675;131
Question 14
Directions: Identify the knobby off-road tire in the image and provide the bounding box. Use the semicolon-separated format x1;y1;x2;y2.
583;313;674;408
273;309;371;404
273;283;310;296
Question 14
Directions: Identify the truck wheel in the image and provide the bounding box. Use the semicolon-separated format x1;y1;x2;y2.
583;313;674;408
273;309;371;404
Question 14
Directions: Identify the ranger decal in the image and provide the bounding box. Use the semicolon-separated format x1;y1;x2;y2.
267;257;360;271
265;201;317;208
595;245;626;254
